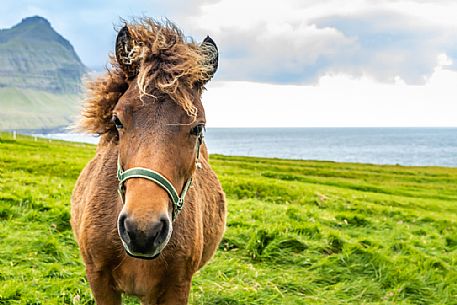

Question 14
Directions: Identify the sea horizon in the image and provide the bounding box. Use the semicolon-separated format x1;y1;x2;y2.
29;127;457;168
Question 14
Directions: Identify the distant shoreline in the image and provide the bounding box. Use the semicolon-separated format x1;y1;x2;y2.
4;128;457;168
5;126;457;134
4;126;70;134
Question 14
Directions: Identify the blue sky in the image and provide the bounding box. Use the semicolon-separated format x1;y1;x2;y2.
2;0;457;126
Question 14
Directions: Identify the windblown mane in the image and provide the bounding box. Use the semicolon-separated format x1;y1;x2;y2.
78;18;215;138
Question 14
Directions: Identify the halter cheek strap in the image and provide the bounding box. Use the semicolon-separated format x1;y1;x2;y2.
117;134;203;221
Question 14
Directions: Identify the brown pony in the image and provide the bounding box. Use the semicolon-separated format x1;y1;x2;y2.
71;18;226;305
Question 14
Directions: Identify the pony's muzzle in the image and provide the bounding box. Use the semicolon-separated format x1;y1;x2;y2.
117;213;171;259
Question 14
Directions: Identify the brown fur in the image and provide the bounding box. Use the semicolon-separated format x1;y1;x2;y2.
71;19;226;305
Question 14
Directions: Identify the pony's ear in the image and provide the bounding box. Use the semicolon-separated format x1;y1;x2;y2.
115;25;140;79
200;36;218;82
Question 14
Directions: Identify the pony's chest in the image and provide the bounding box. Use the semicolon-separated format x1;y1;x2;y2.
112;258;163;297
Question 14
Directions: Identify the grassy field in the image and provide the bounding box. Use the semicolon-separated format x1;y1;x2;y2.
0;132;456;304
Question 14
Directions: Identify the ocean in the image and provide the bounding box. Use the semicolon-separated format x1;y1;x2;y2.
38;128;457;167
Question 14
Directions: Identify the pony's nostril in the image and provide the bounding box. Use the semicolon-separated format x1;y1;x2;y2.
118;213;136;243
160;218;169;234
124;217;138;242
152;219;164;235
118;213;127;233
151;217;169;247
127;228;136;241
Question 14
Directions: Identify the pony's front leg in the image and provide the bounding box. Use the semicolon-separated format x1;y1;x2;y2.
86;266;121;305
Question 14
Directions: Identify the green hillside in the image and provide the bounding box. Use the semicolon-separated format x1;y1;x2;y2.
0;87;79;130
0;16;86;94
0;133;456;304
0;16;86;130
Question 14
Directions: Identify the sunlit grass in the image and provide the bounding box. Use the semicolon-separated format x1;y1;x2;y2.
1;132;456;304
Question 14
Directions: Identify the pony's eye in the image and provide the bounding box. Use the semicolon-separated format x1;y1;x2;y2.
111;115;123;129
190;124;205;136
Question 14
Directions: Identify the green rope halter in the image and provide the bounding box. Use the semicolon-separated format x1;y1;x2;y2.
117;135;203;220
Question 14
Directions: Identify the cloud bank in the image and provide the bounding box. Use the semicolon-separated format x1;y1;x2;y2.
190;0;457;84
1;0;457;85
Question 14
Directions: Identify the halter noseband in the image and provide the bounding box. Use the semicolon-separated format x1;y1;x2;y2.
116;134;203;221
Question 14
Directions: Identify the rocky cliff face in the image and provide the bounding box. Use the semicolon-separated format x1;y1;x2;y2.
0;16;87;94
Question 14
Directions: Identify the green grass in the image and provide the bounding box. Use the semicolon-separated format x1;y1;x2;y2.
1;132;456;304
0;87;80;130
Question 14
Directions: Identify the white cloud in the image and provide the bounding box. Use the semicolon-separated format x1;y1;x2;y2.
383;0;457;27
203;55;457;127
182;0;457;84
211;23;355;83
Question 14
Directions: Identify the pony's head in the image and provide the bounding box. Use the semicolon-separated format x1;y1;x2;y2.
79;18;218;259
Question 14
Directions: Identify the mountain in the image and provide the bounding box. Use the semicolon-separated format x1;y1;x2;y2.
0;16;87;93
0;16;87;130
